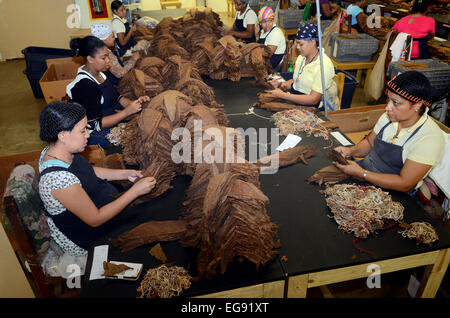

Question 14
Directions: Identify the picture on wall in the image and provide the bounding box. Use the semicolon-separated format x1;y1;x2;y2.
87;0;110;20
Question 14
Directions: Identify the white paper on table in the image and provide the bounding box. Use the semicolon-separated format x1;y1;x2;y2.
276;134;302;151
89;245;109;280
330;131;353;146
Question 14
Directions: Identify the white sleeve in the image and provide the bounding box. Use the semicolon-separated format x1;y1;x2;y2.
244;10;258;28
266;28;286;54
111;19;126;36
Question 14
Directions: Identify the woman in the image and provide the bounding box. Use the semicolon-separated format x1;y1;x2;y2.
268;23;338;110
318;0;340;20
392;0;435;59
344;0;367;33
111;0;137;57
67;36;149;149
257;6;286;71
38;101;156;259
91;23;140;86
222;0;257;43
334;71;445;194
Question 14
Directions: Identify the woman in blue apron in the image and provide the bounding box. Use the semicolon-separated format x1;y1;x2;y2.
68;36;148;149
257;6;286;71
38;102;156;254
333;71;445;195
111;0;137;57
267;23;337;109
222;0;257;43
91;23;140;87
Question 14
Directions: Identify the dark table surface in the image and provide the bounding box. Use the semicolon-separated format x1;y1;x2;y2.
82;77;450;297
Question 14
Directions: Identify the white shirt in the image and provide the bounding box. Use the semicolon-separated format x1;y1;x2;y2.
236;5;257;28
111;13;127;38
259;25;286;55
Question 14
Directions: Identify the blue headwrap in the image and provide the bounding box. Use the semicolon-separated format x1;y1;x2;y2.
241;0;250;3
296;23;319;42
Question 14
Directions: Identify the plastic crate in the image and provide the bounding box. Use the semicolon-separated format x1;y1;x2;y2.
249;0;260;12
387;59;450;97
330;33;379;62
21;46;75;98
22;46;75;73
335;69;359;109
278;9;304;29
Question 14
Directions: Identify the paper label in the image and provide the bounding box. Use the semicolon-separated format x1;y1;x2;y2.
330;131;353;146
276;134;302;151
89;245;109;280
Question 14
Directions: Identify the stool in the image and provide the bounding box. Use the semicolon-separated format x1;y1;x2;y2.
160;1;182;9
227;0;235;17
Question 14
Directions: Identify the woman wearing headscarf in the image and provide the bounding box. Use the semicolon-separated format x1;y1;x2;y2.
38;101;156;261
268;23;338;110
257;6;286;71
67;36;149;149
222;0;257;43
91;23;140;86
334;71;445;194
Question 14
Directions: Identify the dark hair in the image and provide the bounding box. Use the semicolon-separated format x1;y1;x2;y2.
70;36;105;59
111;0;123;12
411;0;428;14
39;101;86;143
386;71;432;115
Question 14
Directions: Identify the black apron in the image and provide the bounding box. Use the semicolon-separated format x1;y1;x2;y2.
78;71;122;149
358;119;427;194
258;26;286;69
39;154;119;250
113;17;137;57
412;35;430;60
235;7;256;43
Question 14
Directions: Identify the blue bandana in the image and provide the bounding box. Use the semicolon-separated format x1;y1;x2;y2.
296;23;319;42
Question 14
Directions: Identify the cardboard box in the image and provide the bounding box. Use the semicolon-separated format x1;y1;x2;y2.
327;104;386;133
39;60;82;104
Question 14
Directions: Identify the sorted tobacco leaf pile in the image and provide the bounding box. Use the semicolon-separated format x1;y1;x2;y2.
400;62;429;70
398;222;439;245
364;16;397;37
272;109;331;140
322;184;404;238
137;265;192;298
112;8;280;281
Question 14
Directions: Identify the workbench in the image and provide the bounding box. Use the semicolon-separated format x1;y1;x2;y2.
81;78;450;299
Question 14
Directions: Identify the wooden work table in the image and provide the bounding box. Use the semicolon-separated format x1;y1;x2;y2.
81;79;450;298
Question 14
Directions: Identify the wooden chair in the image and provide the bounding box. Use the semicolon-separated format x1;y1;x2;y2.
160;0;182;9
2;196;80;298
333;72;346;108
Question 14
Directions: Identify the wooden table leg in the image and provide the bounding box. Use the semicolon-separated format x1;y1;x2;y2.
364;69;372;92
287;274;309;297
356;69;363;87
416;248;450;298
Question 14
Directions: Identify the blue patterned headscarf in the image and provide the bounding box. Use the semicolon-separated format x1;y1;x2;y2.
296;23;319;42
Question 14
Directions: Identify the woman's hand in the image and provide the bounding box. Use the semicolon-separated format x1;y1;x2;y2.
137;95;150;103
265;88;285;98
125;170;144;182
130;176;156;196
333;160;364;178
334;146;353;159
125;99;143;115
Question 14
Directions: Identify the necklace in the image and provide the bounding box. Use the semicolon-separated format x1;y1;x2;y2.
46;153;72;165
306;50;319;65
